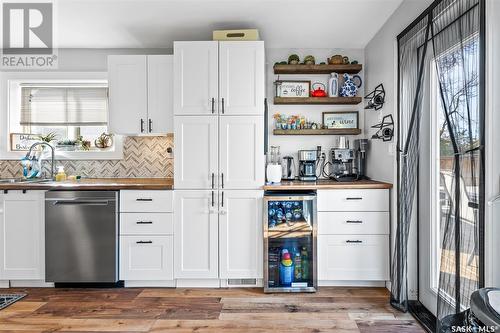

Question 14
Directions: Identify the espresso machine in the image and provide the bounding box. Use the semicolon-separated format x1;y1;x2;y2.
330;138;369;182
298;150;317;181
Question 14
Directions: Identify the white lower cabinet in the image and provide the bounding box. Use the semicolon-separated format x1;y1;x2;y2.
317;189;390;284
119;236;173;281
318;235;389;281
174;190;219;279
119;190;174;283
219;190;263;279
0;191;45;280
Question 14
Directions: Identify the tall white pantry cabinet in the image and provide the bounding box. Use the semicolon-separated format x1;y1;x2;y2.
173;41;265;286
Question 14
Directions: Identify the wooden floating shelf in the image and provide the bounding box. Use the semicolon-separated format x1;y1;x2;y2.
273;63;363;75
274;97;362;105
273;128;362;136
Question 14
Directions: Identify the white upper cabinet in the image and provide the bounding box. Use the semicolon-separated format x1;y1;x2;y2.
147;55;174;134
174;190;219;279
219;41;265;115
174;41;219;115
219;190;263;279
108;55;148;134
108;55;173;135
174;116;218;189
219;116;264;189
0;191;45;280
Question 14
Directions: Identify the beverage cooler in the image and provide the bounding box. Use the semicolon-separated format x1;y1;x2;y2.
264;191;317;293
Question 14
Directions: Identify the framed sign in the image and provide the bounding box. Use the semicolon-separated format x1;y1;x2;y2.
10;133;40;151
322;111;359;129
275;80;310;98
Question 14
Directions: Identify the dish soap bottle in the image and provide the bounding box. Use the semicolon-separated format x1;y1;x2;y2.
55;166;67;182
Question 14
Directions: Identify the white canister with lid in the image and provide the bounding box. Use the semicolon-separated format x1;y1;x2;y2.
328;72;339;97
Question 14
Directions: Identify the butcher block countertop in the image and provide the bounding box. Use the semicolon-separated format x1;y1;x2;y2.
263;179;393;190
0;178;173;191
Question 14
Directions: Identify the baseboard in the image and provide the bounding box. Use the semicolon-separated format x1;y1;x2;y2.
124;280;176;288
9;280;54;288
175;279;221;288
318;280;387;287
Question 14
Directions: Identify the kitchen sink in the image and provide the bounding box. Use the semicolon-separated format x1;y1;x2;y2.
0;178;52;184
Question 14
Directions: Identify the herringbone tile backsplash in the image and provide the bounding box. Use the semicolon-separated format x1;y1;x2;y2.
0;136;173;179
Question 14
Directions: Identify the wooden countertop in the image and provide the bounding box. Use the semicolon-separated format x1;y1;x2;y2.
0;178;173;191
263;179;393;190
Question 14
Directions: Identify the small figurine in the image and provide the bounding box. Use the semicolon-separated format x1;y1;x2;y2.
288;54;300;65
303;55;315;65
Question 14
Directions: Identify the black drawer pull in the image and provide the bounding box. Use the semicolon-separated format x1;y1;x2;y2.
346;240;363;244
136;240;153;244
136;198;153;202
136;221;153;224
346;220;363;224
346;197;363;200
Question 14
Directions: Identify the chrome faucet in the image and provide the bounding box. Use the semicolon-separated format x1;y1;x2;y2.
26;142;55;180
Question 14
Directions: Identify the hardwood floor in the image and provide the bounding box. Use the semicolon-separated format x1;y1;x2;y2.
0;287;425;332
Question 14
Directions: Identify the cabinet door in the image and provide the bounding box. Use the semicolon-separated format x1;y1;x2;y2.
219;41;265;115
219;116;264;189
174;190;218;279
147;55;173;134
0;191;44;280
219;190;263;279
174;116;218;189
119;236;173;281
108;55;148;134
318;235;389;281
174;41;218;115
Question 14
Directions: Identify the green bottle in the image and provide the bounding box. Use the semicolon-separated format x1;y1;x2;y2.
301;247;309;280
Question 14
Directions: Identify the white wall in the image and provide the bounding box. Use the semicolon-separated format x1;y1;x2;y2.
364;0;434;298
266;48;365;172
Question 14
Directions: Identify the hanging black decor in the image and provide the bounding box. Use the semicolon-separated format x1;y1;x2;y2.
371;114;394;142
364;83;386;111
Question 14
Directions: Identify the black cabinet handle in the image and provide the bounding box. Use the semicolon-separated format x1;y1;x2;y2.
221;191;224;207
148;119;153;132
140;119;145;133
136;198;153;202
346;240;363;244
221;173;224;188
211;98;215;114
221;98;225;114
211;191;215;207
136;240;153;244
346;220;363;224
346;197;363;201
136;221;153;224
211;173;215;189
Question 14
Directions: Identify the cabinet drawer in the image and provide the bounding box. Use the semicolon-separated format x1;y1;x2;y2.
318;212;389;235
318;235;389;281
119;235;173;281
317;189;389;212
120;190;173;212
120;213;173;235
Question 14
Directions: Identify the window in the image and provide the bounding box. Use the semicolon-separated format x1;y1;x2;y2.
3;77;123;160
20;84;108;151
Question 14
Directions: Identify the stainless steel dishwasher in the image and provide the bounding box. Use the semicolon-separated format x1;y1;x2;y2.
45;191;118;283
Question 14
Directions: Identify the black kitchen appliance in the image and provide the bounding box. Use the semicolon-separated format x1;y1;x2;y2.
298;150;317;181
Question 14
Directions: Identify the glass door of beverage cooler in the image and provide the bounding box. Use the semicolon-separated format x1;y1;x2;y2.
264;192;317;293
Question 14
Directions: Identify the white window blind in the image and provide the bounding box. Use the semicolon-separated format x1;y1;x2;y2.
20;85;108;126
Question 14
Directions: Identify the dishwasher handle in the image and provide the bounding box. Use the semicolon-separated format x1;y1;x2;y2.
52;200;112;206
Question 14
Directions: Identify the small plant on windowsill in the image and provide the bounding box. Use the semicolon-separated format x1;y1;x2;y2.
37;132;58;145
94;133;114;150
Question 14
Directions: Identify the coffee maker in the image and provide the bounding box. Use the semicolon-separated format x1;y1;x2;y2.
330;138;369;182
298;150;317;181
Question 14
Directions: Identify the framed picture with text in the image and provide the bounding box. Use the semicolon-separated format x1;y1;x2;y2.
322;111;359;129
275;80;310;98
